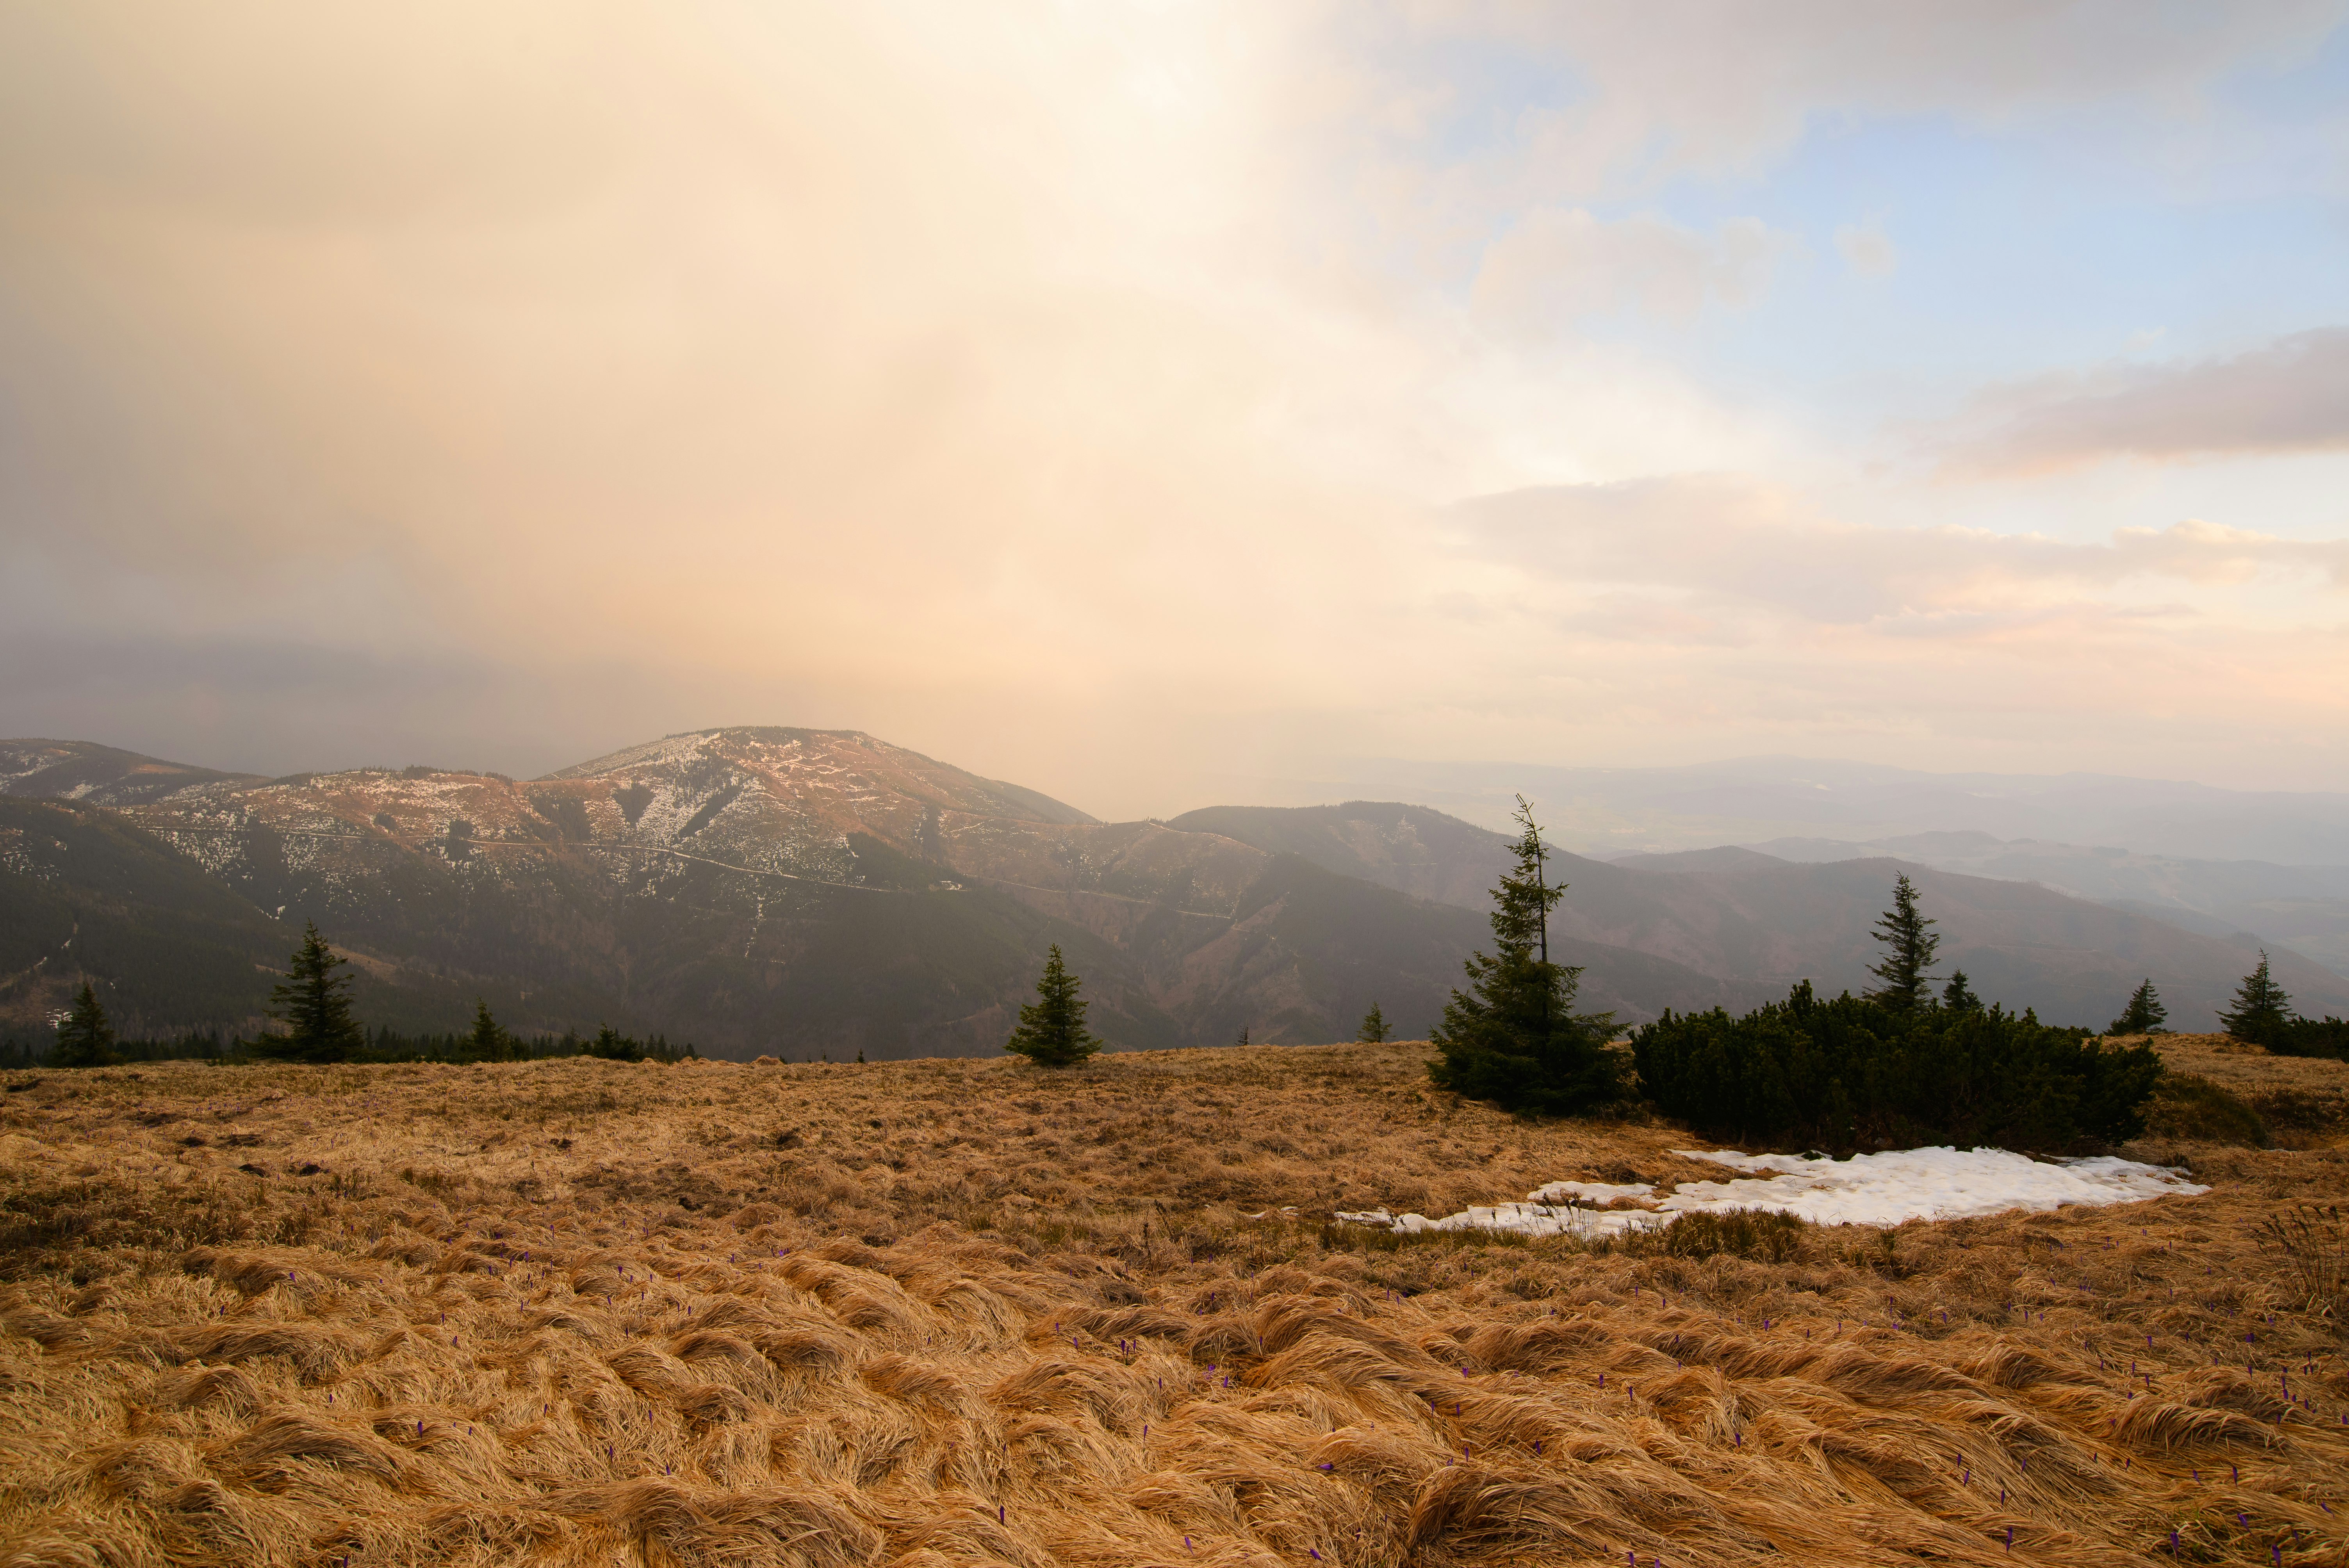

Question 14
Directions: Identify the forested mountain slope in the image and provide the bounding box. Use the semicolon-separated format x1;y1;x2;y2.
0;731;1739;1054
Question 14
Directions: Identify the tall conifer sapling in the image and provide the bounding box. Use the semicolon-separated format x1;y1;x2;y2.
1864;873;1941;1011
1357;1002;1389;1044
587;1024;643;1061
466;999;512;1060
1004;945;1100;1067
51;982;117;1069
2109;979;2168;1036
1428;795;1622;1114
260;920;366;1063
2219;952;2291;1046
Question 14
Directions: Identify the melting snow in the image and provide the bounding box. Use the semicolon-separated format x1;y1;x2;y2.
1335;1146;2206;1239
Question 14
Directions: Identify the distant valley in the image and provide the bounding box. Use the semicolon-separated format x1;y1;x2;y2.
1732;830;2349;981
5;731;2343;1057
1179;804;2349;1032
1297;755;2349;866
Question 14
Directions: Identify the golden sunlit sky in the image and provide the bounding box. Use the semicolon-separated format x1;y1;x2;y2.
4;2;2347;816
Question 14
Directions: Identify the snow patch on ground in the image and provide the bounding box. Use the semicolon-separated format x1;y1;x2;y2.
1528;1179;1656;1206
1336;1146;2206;1240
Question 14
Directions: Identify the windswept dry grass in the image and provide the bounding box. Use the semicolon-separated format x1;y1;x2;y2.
2135;1034;2349;1149
0;1037;2344;1567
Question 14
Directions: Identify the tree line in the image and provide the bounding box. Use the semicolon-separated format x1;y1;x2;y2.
30;921;700;1068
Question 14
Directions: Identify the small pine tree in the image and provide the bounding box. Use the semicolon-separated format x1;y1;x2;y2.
1004;946;1100;1067
1357;1003;1389;1044
1940;970;1981;1011
587;1025;643;1061
465;999;511;1060
1864;873;1942;1011
1428;795;1622;1114
2108;978;2167;1036
1234;1026;1251;1048
51;982;117;1069
258;921;365;1064
2219;952;2292;1045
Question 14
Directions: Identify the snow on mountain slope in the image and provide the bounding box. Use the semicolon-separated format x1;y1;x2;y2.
0;739;263;807
1;729;1557;1052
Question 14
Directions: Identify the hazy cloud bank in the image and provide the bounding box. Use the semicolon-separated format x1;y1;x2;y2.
2;2;2346;809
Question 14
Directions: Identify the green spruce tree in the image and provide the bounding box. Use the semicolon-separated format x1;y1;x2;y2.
258;921;365;1064
2108;979;2167;1036
1004;945;1100;1067
2219;952;2292;1046
587;1025;643;1061
1940;970;1981;1011
1864;873;1942;1011
1357;1002;1389;1044
465;999;512;1060
51;982;117;1069
1428;796;1622;1114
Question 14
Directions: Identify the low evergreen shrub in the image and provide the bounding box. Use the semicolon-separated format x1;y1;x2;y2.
2265;1016;2349;1060
1630;980;2163;1154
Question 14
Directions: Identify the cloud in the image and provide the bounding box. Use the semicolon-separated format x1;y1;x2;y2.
1470;208;1795;331
2;4;2347;805
1455;478;2349;623
1429;477;2349;777
1939;328;2349;473
1834;220;1898;279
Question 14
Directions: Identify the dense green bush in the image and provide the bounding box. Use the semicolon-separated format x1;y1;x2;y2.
1630;981;2163;1154
2260;1016;2349;1060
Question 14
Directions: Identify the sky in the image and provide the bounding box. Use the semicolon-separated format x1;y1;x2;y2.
3;1;2347;819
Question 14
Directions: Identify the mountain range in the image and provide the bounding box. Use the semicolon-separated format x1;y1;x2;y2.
5;730;2344;1057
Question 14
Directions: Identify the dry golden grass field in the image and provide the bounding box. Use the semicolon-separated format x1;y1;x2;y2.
1;1035;2345;1568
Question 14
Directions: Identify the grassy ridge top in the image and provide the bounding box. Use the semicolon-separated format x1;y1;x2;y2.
0;1039;2344;1565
